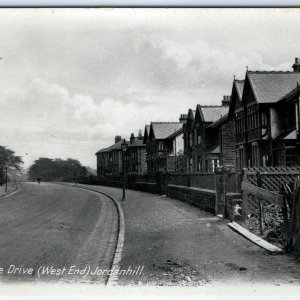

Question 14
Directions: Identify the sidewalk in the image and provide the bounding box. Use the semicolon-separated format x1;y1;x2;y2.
74;184;300;288
0;182;17;197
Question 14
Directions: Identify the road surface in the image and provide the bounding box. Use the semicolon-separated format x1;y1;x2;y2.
0;182;119;284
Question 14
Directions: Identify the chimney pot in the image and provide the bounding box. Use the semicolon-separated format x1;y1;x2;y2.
222;95;231;106
130;133;135;143
138;129;143;139
293;58;300;72
179;114;188;123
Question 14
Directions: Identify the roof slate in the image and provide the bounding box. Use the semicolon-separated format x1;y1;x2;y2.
248;72;300;103
201;106;229;123
96;139;123;154
151;122;183;139
128;137;145;147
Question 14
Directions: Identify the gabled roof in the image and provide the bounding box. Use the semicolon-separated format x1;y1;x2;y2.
150;122;183;140
95;139;123;154
206;145;220;154
143;124;151;144
145;125;150;135
187;109;196;120
166;127;184;139
234;80;245;100
274;129;297;141
278;85;300;103
96;147;109;154
128;136;145;147
247;71;300;104
207;113;229;129
200;106;229;123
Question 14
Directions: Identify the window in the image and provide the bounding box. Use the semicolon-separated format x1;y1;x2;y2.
189;132;193;147
251;145;259;167
158;141;164;151
286;147;296;167
205;159;219;172
212;159;220;172
194;129;197;145
261;112;267;126
197;155;202;172
239;148;244;168
189;157;193;172
197;133;202;145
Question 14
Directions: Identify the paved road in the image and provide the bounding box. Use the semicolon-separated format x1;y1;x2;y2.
0;182;119;284
73;184;300;289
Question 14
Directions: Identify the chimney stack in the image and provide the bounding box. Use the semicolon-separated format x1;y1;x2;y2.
179;114;188;123
222;95;231;106
115;135;122;144
130;133;135;143
293;58;300;72
138;129;143;139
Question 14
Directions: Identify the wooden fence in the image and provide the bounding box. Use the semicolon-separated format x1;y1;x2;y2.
242;179;300;257
243;166;300;192
242;181;284;235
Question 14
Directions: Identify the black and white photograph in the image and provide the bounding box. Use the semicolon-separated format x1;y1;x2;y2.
0;7;300;296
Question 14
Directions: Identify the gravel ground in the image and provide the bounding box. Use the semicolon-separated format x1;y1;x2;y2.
74;184;300;287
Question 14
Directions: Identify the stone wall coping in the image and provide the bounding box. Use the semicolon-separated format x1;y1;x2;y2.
167;184;216;195
135;182;156;185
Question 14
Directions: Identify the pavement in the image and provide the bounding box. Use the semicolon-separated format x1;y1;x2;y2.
0;182;118;284
0;182;17;197
73;184;300;288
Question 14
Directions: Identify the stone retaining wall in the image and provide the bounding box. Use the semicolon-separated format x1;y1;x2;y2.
166;184;216;214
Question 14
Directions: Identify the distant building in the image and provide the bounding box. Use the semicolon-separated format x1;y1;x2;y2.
125;131;147;175
183;103;229;172
96;132;147;177
95;135;123;176
144;120;185;175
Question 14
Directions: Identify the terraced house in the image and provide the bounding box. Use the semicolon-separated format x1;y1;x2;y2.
96;131;147;176
125;131;147;175
96;135;123;176
235;58;300;168
183;102;229;172
144;119;185;175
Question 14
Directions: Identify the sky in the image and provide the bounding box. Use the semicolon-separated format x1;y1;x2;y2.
0;8;300;170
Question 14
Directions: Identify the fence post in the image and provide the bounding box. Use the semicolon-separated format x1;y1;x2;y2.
258;199;265;235
256;171;262;188
215;166;226;217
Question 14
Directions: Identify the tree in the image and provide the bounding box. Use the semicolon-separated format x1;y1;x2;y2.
0;146;23;184
28;157;88;182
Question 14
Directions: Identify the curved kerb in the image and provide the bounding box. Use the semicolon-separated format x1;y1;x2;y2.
60;184;125;287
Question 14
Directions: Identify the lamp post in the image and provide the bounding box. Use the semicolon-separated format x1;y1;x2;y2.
121;139;128;201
